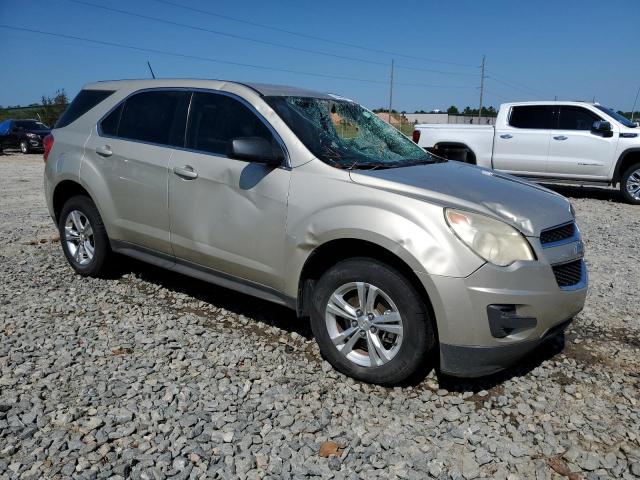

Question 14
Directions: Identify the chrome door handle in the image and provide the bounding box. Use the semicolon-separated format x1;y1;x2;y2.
553;135;568;141
500;134;513;139
173;165;198;180
96;145;112;157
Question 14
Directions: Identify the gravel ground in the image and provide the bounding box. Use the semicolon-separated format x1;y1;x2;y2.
1;152;639;480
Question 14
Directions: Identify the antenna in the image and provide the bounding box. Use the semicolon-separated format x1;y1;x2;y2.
147;61;156;79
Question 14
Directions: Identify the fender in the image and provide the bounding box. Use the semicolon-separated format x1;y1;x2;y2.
282;202;485;300
612;147;640;183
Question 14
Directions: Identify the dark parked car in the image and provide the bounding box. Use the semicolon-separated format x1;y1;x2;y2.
0;119;51;153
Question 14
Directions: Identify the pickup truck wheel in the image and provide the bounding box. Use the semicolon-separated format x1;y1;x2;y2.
310;258;436;386
621;163;640;204
59;195;113;277
20;140;30;154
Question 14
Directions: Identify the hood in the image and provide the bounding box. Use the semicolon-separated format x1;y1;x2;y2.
349;162;573;237
26;128;51;136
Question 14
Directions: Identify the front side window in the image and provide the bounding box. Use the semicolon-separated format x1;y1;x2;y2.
594;105;636;128
265;96;433;168
114;90;189;146
509;106;551;129
558;106;600;130
186;92;275;156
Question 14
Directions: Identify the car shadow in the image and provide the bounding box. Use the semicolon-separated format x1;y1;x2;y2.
540;183;625;203
119;257;312;340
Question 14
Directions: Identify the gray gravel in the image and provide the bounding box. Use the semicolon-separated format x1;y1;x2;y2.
1;153;639;479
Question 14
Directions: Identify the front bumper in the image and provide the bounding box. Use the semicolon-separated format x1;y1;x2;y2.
26;137;44;150
418;237;587;377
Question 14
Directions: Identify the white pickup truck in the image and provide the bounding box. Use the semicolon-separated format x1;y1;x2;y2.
413;101;640;204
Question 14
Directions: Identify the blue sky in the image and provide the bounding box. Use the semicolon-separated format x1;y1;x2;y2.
0;0;639;113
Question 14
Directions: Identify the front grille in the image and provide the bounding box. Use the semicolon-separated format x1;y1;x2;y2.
540;222;576;245
552;259;583;287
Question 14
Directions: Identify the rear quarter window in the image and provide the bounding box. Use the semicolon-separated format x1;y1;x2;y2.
55;89;115;129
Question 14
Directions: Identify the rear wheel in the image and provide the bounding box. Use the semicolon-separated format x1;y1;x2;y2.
621;162;640;205
58;195;113;276
310;258;436;385
19;140;29;154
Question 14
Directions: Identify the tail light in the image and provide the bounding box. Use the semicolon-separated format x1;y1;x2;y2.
43;134;54;162
412;129;420;143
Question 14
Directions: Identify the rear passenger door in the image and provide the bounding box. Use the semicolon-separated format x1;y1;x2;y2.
85;89;190;254
168;91;290;290
492;105;553;175
546;105;618;179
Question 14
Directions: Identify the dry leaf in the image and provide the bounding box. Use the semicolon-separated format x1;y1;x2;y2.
547;457;582;480
319;440;343;458
111;347;133;355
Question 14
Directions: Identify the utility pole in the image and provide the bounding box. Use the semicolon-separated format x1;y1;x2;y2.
478;55;486;124
631;85;640;123
388;59;394;124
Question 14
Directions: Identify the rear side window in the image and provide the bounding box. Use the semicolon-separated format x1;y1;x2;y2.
186;92;274;156
558;106;600;130
509;106;551;129
107;90;190;146
55;89;114;129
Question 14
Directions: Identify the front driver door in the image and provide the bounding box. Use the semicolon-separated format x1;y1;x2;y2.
168;91;290;290
546;105;619;179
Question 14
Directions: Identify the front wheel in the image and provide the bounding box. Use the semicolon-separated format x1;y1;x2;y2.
621;162;640;205
310;258;436;385
19;140;30;154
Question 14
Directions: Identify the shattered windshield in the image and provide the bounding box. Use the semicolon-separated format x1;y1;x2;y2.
265;96;437;169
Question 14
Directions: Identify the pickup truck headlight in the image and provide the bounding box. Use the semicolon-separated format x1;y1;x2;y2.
445;209;535;266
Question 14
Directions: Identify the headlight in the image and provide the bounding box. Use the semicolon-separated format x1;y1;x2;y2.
445;209;535;266
26;132;37;138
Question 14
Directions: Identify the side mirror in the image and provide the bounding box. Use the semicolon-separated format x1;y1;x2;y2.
592;120;613;137
229;137;283;166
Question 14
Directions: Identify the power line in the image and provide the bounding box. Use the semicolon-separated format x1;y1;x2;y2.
146;0;479;69
0;24;476;90
66;0;476;78
486;72;548;98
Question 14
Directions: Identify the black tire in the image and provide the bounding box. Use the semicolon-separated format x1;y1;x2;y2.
310;258;436;386
620;162;640;205
19;140;30;154
58;195;113;277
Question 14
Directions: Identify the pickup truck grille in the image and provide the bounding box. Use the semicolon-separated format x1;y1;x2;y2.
540;222;576;246
552;259;584;288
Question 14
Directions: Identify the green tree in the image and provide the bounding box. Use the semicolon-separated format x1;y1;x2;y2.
447;105;459;115
38;89;69;127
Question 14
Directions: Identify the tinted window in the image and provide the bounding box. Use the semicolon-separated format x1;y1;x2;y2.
55;89;114;129
595;105;636;128
558;106;600;130
100;103;123;136
117;91;189;146
186;92;274;156
509;106;551;129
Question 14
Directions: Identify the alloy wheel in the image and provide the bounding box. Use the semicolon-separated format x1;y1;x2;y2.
325;282;404;367
64;210;95;266
627;168;640;201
